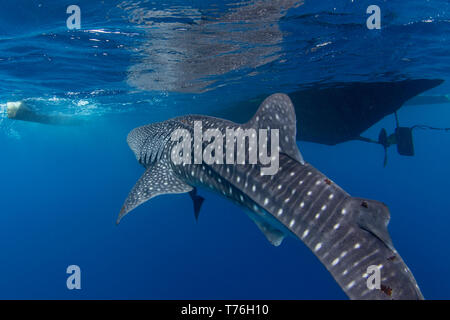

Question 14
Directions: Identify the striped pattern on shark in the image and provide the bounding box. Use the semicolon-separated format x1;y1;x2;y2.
118;93;423;300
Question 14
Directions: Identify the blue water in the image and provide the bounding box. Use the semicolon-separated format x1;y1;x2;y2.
0;0;449;299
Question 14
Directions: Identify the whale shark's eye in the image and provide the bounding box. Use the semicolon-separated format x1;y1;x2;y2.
387;255;397;261
361;201;369;208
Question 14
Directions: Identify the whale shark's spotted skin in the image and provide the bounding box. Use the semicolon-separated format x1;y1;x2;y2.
119;93;423;300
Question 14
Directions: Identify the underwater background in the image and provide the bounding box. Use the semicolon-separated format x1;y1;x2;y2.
0;0;449;299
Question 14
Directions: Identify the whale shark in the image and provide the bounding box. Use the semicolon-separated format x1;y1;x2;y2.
118;93;423;300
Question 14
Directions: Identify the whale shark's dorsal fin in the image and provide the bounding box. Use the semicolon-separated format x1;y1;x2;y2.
245;93;304;164
117;158;193;224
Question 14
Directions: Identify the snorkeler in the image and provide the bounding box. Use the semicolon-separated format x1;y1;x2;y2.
6;101;82;126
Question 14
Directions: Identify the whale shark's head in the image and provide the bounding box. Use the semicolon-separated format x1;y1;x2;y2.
127;125;151;162
126;120;184;167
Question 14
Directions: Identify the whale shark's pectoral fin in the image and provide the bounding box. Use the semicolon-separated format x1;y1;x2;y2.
245;210;286;246
253;219;285;247
117;161;193;224
245;93;304;164
189;188;205;221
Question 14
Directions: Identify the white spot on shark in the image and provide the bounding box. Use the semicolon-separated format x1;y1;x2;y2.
314;243;322;252
302;229;309;239
346;281;356;289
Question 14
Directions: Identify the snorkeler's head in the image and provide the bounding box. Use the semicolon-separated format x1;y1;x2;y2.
6;101;28;119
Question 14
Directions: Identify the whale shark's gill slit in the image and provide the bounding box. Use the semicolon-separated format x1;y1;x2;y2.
149;130;164;163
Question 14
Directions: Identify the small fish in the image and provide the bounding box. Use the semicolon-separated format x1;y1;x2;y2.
118;93;423;300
